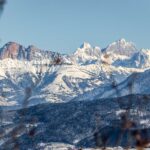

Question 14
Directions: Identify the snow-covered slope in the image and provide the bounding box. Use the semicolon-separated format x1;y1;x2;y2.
0;39;150;108
100;69;150;99
113;49;150;68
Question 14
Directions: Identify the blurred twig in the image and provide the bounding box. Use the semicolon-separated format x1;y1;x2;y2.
0;0;6;16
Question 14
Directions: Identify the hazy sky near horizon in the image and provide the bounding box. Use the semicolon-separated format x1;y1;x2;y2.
0;0;150;53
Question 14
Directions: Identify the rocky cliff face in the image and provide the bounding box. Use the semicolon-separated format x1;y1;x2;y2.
0;42;64;64
0;42;26;59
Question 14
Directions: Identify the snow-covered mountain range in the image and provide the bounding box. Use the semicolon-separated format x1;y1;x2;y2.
0;38;150;109
1;39;150;149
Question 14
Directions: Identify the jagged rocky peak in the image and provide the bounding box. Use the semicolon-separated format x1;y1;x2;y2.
26;45;64;62
26;45;41;52
25;45;42;61
73;42;101;65
104;38;138;56
80;42;92;49
114;38;132;46
0;41;26;59
75;42;101;55
117;38;128;44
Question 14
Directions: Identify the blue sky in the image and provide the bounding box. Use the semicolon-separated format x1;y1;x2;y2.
0;0;150;53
